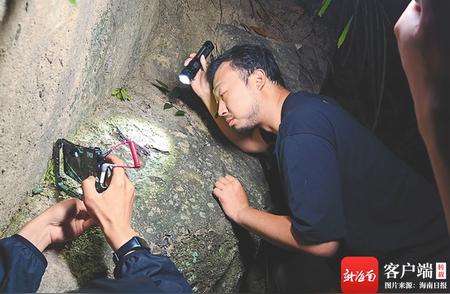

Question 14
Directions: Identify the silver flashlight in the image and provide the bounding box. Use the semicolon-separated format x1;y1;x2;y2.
179;41;214;85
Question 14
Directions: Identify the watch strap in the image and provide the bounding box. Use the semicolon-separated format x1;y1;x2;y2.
112;236;150;265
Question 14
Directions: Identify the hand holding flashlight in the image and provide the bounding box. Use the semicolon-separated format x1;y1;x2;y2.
182;54;211;102
179;41;214;85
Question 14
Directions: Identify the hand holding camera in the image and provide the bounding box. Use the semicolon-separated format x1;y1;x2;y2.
82;155;137;251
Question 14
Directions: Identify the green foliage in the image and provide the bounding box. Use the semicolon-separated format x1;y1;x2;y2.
318;0;332;17
151;80;170;95
151;80;180;99
317;0;353;49
43;159;55;184
32;187;44;195
338;16;353;48
152;80;185;116
163;102;185;117
175;110;186;116
68;0;77;5
111;87;130;101
164;103;174;110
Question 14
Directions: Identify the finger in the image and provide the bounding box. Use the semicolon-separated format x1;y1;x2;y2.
51;198;78;219
224;175;236;182
213;187;223;198
74;198;88;214
82;176;99;203
125;177;136;200
184;57;193;67
200;55;208;71
106;154;126;166
214;181;226;190
82;218;97;231
218;176;232;184
106;155;127;187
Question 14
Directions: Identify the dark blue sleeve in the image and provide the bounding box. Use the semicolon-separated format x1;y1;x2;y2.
278;133;346;244
79;249;192;293
0;234;47;293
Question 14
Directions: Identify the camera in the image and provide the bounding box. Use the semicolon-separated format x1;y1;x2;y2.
179;40;214;85
53;139;111;197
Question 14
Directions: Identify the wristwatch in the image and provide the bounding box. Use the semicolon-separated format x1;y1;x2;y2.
112;236;150;265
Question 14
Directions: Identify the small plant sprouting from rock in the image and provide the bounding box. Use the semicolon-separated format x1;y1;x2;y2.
112;87;130;101
164;102;185;116
68;0;77;5
43;159;55;184
151;80;185;117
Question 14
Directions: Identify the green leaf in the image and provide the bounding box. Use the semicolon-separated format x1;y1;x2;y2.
318;0;332;17
337;16;353;48
164;103;173;110
120;89;129;99
175;110;185;116
111;88;120;96
68;0;77;5
155;79;169;90
151;83;170;95
32;187;43;195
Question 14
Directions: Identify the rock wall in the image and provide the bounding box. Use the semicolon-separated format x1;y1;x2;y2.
0;0;158;228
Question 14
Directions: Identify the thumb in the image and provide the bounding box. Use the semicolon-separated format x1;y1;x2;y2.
82;176;99;204
82;218;97;231
200;55;208;71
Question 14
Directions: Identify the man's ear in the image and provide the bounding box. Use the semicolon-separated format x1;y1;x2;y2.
253;69;267;90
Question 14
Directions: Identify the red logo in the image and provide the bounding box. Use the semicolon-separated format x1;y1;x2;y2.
341;256;379;293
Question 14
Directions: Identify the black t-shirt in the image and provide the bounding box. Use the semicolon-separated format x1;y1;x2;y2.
274;91;449;262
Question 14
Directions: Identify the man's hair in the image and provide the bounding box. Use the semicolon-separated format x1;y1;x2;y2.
207;44;286;87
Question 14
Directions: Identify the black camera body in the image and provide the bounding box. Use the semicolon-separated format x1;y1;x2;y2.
53;139;112;197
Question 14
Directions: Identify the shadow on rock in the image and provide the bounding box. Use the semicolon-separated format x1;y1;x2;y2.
62;226;110;287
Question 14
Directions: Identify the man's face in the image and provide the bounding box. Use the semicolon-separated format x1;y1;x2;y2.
212;62;260;132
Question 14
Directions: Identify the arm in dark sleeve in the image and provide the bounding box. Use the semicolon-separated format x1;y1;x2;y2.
278;133;346;244
80;249;192;293
0;234;47;293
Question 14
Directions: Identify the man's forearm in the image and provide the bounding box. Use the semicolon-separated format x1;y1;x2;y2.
236;207;338;257
418;102;450;234
427;148;450;234
18;216;51;252
412;83;450;234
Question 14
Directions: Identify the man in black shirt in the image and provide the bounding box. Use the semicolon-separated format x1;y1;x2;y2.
184;44;449;292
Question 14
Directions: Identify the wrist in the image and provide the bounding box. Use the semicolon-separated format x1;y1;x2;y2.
18;217;52;252
103;225;138;251
235;206;252;225
112;236;150;265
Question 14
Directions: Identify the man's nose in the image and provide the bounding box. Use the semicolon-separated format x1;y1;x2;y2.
218;99;228;116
